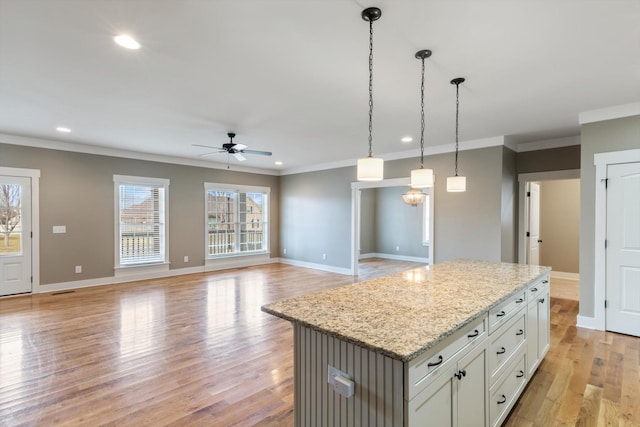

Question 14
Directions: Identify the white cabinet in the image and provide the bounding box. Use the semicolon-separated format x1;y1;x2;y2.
526;275;550;376
407;339;488;427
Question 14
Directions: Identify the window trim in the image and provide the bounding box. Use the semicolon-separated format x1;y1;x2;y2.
204;182;270;259
113;175;170;273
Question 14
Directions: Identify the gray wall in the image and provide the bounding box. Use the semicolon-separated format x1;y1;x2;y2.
501;147;518;262
0;142;280;286
539;179;580;273
279;167;353;268
375;186;427;258
579;115;640;318
517;145;580;174
280;145;508;269
359;188;376;254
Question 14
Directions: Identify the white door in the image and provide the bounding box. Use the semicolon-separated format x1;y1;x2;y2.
527;182;541;265
606;162;640;337
0;176;32;296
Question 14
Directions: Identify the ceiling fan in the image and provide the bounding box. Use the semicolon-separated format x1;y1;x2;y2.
193;132;272;162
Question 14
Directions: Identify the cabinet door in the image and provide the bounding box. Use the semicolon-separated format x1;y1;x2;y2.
526;300;539;376
537;288;550;359
456;344;488;427
408;368;455;427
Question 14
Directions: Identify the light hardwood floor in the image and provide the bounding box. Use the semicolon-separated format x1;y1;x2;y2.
0;260;637;426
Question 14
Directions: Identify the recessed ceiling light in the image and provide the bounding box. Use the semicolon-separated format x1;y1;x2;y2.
114;34;141;50
275;161;283;166
56;126;71;133
401;136;413;143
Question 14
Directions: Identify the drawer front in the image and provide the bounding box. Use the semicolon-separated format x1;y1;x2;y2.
528;274;550;300
489;311;526;385
489;349;527;427
489;291;527;334
407;316;486;400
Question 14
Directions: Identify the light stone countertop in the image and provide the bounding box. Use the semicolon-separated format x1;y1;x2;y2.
261;259;551;362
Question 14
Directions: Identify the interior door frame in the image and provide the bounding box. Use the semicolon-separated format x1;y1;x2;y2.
0;167;40;295
517;169;580;265
351;177;434;276
591;148;640;331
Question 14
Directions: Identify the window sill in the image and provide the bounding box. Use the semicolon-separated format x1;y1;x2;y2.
114;262;170;278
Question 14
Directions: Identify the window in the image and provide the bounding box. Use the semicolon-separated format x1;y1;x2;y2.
114;175;169;267
205;183;269;257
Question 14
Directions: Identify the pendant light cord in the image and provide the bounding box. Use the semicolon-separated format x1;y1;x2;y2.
419;57;425;169
368;18;374;158
454;81;460;177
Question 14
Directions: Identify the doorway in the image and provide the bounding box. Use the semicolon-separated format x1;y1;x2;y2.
351;178;434;276
0;167;40;297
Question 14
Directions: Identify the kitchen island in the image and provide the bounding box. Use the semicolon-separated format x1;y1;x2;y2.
262;259;551;426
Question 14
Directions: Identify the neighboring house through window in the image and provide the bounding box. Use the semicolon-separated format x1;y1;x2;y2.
114;175;169;271
205;183;269;257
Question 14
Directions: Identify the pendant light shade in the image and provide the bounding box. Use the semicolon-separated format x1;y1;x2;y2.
446;176;466;192
402;188;426;207
409;49;433;190
357;7;383;182
447;77;466;193
357;157;384;181
411;168;434;188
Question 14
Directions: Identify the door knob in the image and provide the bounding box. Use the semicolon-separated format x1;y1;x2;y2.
537;239;543;243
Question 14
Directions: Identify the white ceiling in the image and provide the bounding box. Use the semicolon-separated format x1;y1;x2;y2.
1;0;638;174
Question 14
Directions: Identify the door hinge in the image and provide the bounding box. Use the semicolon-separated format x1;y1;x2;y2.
31;231;33;238
605;239;608;249
604;300;607;308
31;276;33;283
526;231;530;237
602;178;608;189
526;191;531;197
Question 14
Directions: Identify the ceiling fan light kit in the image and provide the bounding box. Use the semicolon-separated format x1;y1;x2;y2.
356;7;384;182
447;77;467;193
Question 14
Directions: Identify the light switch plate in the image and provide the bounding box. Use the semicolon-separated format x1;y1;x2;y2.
53;225;66;234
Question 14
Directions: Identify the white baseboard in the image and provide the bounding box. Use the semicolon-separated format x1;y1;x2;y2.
279;258;353;275
35;266;206;294
359;253;429;264
576;315;601;330
36;256;280;294
550;271;579;280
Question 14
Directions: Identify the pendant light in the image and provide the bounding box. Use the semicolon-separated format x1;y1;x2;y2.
447;77;466;192
402;188;426;207
409;49;434;189
357;7;384;181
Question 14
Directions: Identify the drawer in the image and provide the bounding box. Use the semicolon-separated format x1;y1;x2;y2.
406;315;487;400
489;348;527;427
489;311;526;385
528;274;550;300
488;290;527;334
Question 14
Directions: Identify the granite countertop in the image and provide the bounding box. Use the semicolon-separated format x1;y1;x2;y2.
261;259;551;362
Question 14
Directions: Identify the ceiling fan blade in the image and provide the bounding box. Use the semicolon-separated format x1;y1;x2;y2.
193;144;224;150
198;151;224;158
233;143;248;151
242;149;272;156
233;153;247;162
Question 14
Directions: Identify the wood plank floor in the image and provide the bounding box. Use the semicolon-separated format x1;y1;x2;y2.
0;260;638;426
